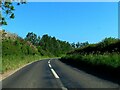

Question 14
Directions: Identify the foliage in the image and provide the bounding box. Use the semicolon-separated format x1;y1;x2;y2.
25;32;40;46
2;55;46;73
68;37;120;55
62;53;120;68
0;0;26;25
61;37;120;78
2;38;38;56
60;52;120;83
2;30;73;57
25;32;73;56
2;30;73;73
71;41;89;48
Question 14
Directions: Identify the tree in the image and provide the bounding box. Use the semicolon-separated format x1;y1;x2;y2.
76;42;80;48
36;36;41;46
0;0;26;26
39;34;73;56
102;37;118;46
40;34;49;50
25;32;38;45
80;41;89;47
71;42;76;48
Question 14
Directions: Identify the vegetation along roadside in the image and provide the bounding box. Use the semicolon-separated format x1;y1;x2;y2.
60;37;120;84
1;30;73;73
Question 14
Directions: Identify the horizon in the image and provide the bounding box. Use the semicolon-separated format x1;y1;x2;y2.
3;2;118;44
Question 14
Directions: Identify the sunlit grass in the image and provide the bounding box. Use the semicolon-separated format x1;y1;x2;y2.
62;53;120;68
2;55;50;74
82;53;120;68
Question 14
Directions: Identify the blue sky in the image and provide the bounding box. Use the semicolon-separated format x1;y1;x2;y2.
3;2;118;43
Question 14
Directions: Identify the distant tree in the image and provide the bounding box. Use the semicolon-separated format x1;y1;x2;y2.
40;34;50;50
101;37;118;47
76;42;81;48
25;32;38;45
36;36;41;46
80;41;89;47
40;34;73;56
71;42;76;48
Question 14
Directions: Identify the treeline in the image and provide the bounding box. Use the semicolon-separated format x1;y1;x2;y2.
71;41;89;48
24;32;73;56
2;30;73;57
68;37;120;55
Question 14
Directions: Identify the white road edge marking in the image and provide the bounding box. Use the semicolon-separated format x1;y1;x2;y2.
51;69;59;79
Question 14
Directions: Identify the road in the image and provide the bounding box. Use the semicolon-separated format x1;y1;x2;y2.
2;59;120;89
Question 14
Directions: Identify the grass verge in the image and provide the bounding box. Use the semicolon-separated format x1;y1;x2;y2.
62;53;120;68
1;55;50;74
60;53;120;84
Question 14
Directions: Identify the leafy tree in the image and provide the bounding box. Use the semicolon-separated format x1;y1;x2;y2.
40;34;51;51
101;37;118;47
79;41;89;48
67;37;120;55
36;36;41;46
76;42;80;48
3;30;73;57
71;42;76;48
39;34;73;56
0;0;26;25
25;32;38;45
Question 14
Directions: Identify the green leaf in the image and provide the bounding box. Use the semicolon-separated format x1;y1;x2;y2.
1;21;7;25
10;13;14;19
2;18;5;20
6;10;9;14
10;6;15;10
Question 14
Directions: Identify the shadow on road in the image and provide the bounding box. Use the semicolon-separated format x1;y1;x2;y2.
59;58;120;85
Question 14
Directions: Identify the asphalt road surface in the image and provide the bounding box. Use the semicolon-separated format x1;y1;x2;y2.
2;59;120;89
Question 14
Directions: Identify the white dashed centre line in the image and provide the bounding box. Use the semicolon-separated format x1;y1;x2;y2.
51;69;59;79
48;59;67;90
48;60;59;78
49;64;52;68
48;60;50;64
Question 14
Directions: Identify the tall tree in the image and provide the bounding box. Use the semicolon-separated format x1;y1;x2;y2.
36;36;41;46
71;42;76;48
76;42;80;48
80;41;89;47
25;32;38;45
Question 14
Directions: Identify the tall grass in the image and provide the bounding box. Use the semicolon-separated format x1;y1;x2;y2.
1;55;49;74
82;53;120;68
61;53;120;84
62;53;120;68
